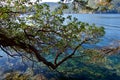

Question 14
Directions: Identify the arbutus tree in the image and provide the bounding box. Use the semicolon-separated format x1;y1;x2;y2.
0;0;119;70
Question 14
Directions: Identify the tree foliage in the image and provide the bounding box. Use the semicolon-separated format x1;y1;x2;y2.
0;0;107;69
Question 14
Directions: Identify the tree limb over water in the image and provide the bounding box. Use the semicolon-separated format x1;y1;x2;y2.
0;0;119;70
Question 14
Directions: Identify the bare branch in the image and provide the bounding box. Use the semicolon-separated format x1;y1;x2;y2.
0;46;15;57
100;46;120;55
54;52;62;65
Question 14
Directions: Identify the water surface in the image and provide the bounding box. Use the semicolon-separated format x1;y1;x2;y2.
65;14;120;47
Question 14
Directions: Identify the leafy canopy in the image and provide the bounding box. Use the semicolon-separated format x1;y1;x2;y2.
0;0;105;69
